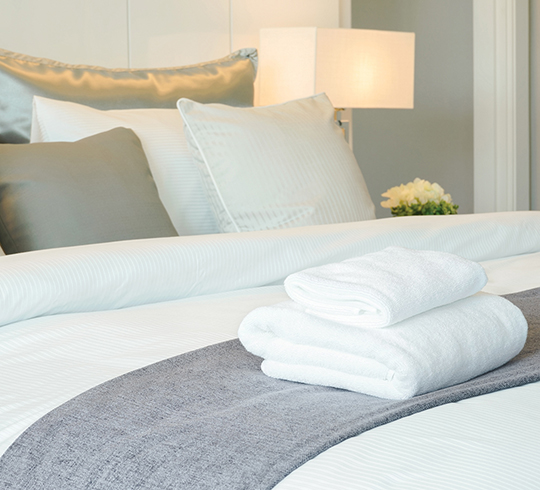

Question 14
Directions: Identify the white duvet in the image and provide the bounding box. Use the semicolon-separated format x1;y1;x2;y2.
1;211;540;489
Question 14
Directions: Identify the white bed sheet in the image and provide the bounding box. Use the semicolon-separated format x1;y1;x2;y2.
1;214;540;488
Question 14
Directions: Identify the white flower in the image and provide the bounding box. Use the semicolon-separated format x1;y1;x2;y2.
441;193;452;203
380;178;453;208
431;182;445;197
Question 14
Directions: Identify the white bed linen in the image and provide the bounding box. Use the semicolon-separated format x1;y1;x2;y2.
1;211;539;329
1;213;540;489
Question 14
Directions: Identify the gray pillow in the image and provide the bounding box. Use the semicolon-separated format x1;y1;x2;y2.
0;47;257;144
0;127;178;254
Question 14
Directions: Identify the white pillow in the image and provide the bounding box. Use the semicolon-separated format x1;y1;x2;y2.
177;93;376;233
31;96;219;236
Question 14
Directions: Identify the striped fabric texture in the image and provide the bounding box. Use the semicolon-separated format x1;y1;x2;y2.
178;93;376;233
0;211;539;330
274;382;540;490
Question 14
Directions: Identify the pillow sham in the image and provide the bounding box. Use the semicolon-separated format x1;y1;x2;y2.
31;96;219;236
177;93;376;233
0;47;257;144
0;127;178;254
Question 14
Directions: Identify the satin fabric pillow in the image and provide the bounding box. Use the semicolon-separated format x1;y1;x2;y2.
0;128;178;254
0;47;257;144
177;93;376;233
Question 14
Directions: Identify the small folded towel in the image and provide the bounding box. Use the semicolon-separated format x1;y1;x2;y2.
284;246;488;328
238;293;527;399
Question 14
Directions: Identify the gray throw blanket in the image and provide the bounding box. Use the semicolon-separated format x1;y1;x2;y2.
1;288;539;490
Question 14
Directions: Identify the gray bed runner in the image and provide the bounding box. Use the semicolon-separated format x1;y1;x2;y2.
1;288;539;490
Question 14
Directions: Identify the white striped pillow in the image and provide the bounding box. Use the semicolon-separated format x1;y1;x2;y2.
177;93;376;233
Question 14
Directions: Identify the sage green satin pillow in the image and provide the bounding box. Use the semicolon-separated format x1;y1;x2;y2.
0;127;178;254
0;47;257;144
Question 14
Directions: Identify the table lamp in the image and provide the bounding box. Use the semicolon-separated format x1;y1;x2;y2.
259;27;415;130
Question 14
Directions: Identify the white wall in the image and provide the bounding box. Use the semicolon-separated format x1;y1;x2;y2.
0;0;342;69
0;0;129;67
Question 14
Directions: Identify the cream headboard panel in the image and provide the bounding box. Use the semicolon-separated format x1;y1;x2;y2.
0;0;345;70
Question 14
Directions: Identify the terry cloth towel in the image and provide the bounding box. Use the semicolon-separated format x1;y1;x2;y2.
284;246;488;328
238;292;527;400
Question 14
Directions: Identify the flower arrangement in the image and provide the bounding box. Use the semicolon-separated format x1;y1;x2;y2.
381;178;458;216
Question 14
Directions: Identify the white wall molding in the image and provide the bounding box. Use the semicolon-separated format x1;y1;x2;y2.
473;0;529;212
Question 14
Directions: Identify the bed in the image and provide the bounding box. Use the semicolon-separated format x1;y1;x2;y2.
0;47;540;489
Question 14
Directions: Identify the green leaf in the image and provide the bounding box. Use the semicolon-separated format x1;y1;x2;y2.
390;200;458;217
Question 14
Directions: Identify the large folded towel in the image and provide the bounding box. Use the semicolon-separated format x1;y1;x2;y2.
238;293;527;399
284;246;488;328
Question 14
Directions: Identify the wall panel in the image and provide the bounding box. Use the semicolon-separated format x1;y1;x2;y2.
129;0;230;68
0;0;342;69
231;0;340;52
473;0;529;212
232;0;340;105
0;0;128;67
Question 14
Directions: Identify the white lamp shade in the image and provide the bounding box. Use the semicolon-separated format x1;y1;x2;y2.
259;27;415;109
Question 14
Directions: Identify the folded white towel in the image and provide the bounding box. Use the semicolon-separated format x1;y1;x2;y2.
238;293;527;400
284;246;487;328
